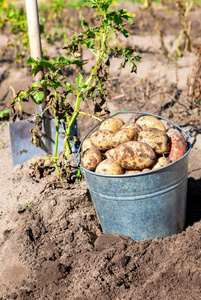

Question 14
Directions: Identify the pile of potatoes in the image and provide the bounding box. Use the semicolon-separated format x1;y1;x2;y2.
81;115;188;175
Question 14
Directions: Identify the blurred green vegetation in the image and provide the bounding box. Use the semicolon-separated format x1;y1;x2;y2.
0;0;200;64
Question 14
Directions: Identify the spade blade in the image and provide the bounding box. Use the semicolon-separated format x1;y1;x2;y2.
9;119;79;166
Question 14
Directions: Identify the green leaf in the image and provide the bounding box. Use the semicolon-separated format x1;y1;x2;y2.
130;62;137;73
0;109;10;119
120;28;129;38
18;103;22;111
75;168;82;181
84;39;95;49
93;27;100;33
100;0;112;12
124;48;133;58
40;79;47;86
18;90;27;99
134;55;141;62
86;30;95;39
119;9;128;14
27;57;35;65
114;15;123;25
57;56;70;65
65;82;71;88
122;15;134;25
81;16;88;31
31;64;39;76
31;82;40;88
39;60;53;69
75;72;83;86
29;90;45;105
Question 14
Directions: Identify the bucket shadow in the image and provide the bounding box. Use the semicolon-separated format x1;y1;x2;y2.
185;177;201;227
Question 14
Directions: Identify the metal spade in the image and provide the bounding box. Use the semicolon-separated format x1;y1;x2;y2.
9;0;78;166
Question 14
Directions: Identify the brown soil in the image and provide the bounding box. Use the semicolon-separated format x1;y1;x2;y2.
0;2;201;299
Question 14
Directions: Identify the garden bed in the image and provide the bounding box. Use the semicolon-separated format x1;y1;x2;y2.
0;2;201;299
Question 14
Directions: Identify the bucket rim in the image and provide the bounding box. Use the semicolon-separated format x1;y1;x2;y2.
75;111;192;177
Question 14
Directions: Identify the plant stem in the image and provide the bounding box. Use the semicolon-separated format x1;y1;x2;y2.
76;110;102;121
65;51;104;151
53;109;60;175
53;89;60;175
64;4;108;165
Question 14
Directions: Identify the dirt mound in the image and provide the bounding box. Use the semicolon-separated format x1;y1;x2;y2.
0;164;201;299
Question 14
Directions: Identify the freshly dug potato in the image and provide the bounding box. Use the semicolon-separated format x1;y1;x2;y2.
142;168;151;172
81;147;103;171
167;131;188;163
113;141;156;170
90;130;114;151
136;115;166;131
99;117;124;132
112;128;138;148
137;128;170;155
152;156;170;170
166;130;180;137
104;148;116;159
121;123;142;133
124;170;141;175
81;138;95;152
95;158;125;175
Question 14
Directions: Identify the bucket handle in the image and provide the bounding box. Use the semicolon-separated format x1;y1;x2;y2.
74;111;191;167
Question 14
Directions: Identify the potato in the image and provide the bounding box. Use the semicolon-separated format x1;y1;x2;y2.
104;148;116;159
166;130;179;137
121;123;142;133
81;147;103;171
124;170;141;175
99;117;124;132
95;158;125;175
136;115;166;131
137;128;170;155
113;141;156;170
152;156;170;170
112;128;138;148
81;138;95;152
167;131;188;163
142;168;151;172
90;130;114;151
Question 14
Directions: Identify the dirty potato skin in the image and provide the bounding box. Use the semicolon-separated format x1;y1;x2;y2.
95;158;125;175
166;131;188;162
152;156;170;170
124;170;141;174
121;123;142;133
90;130;114;151
81;138;95;152
113;141;156;170
99;117;124;132
81;147;103;171
142;168;151;172
136;115;166;131
112;128;138;148
138;128;170;155
104;148;116;159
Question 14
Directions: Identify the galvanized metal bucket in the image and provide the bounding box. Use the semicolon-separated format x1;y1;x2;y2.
75;111;191;241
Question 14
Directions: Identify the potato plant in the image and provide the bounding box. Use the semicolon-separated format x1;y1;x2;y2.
11;0;140;178
0;0;29;63
0;0;83;63
141;0;196;59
